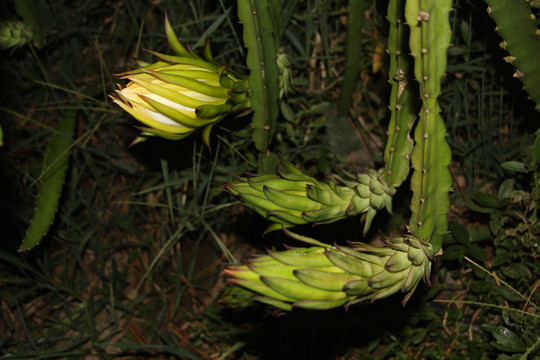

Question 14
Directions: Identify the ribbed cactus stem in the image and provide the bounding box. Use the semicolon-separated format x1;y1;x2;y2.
237;0;282;170
222;229;434;310
383;0;418;188
484;0;540;112
225;159;395;235
405;0;452;253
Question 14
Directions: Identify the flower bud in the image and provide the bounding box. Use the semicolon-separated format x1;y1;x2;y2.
111;15;249;145
222;229;434;310
225;158;395;234
0;20;33;49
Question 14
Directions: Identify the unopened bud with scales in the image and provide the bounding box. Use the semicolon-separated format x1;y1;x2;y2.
225;158;395;235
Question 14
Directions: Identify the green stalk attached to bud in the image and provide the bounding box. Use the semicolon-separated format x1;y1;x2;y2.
110;14;250;146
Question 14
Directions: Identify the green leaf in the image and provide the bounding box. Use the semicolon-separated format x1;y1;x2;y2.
450;222;470;245
472;265;487;279
442;244;465;261
367;338;380;353
490;287;526;303
501;161;530;173
528;129;540;165
467;199;496;214
489;218;502;235
468;245;487;262
470;279;491;293
496;355;522;360
460;20;471;46
468;226;492;243
484;325;527;353
491;249;508;267
498;179;515;200
426;283;444;299
501;263;531;279
411;328;428;345
471;191;501;208
327;113;361;160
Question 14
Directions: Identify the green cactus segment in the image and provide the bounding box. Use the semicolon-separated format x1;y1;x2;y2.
383;0;418;188
225;159;395;235
237;0;281;158
484;0;540;112
20;110;76;251
222;231;434;310
405;0;452;253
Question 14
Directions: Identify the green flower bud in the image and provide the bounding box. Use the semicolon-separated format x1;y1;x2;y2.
110;15;249;145
225;158;396;234
276;47;294;99
222;230;434;310
0;20;33;49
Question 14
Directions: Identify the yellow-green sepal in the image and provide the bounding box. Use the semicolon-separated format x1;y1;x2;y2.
266;209;306;226
260;276;349;301
134;126;192;141
113;99;192;135
262;186;323;212
196;103;231;118
144;50;217;72
138;95;215;128
127;78;210;109
324;250;378;277
164;12;192;58
293;298;351;310
268;248;332;267
252;296;293;311
115;61;168;76
227;277;296;302
293;269;362;292
142;69;230;98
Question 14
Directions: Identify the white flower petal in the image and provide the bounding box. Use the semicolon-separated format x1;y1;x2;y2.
143;108;186;127
143;93;195;112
